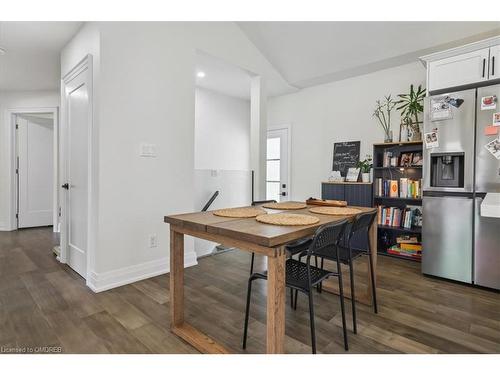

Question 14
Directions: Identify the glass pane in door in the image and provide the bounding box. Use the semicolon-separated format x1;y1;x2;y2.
266;182;280;202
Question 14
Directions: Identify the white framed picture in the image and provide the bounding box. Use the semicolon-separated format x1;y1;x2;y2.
345;167;360;182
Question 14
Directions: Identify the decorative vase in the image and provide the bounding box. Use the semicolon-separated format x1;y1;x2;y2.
411;129;422;142
400;124;408;142
384;130;393;143
361;172;370;183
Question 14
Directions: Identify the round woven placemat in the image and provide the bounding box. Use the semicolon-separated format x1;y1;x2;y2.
256;213;319;226
309;206;362;216
262;201;307;210
213;207;266;218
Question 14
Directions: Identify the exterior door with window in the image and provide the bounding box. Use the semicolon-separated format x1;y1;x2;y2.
266;127;289;202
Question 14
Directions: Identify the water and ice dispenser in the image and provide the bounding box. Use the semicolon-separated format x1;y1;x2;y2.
430;152;465;188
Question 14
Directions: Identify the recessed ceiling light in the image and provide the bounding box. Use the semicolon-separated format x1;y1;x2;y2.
196;71;206;78
0;47;6;55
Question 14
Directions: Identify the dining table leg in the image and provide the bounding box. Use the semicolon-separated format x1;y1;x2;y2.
170;228;184;328
266;246;286;354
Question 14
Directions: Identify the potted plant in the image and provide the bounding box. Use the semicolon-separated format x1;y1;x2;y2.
357;155;372;183
373;95;396;143
397;84;426;141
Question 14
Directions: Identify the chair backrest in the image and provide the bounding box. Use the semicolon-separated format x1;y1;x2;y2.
342;210;377;248
350;210;377;236
251;200;277;206
307;219;349;259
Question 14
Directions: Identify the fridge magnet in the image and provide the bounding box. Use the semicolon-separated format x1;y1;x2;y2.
484;126;499;136
424;131;439;149
481;95;497;110
493;112;500;126
430;98;452;121
484;138;500;160
446;96;464;108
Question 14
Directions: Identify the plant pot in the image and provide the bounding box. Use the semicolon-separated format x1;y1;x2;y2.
384;130;393;143
410;130;422;142
361;173;370;183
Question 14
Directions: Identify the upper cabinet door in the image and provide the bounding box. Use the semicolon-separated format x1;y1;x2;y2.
428;48;490;92
489;45;500;80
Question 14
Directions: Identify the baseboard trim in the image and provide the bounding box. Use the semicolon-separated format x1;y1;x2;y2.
87;251;198;293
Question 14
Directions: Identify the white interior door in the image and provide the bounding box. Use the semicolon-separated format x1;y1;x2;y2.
17;114;54;228
266;127;290;202
62;65;91;278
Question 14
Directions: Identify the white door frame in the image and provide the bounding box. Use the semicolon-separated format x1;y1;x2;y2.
60;54;95;284
267;124;292;200
7;107;59;231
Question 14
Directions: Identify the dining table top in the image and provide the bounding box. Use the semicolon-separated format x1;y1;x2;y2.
164;202;376;248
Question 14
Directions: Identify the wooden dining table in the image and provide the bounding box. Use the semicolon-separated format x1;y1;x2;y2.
164;203;377;354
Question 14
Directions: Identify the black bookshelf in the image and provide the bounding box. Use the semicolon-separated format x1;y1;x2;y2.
372;141;423;262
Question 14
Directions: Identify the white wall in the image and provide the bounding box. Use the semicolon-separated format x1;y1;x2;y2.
194;87;251;257
0;90;59;230
61;22;287;292
268;61;426;200
194;87;250;171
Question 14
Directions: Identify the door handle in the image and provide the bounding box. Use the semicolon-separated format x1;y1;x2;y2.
482;58;486;78
492;56;495;76
61;183;69;190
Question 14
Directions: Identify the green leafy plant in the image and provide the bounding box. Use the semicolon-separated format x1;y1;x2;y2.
396;84;426;133
373;95;396;138
357;155;372;173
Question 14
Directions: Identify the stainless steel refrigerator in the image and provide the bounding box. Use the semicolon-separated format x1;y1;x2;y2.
422;85;500;289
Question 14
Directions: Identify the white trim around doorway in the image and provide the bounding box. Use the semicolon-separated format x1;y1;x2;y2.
6;107;59;232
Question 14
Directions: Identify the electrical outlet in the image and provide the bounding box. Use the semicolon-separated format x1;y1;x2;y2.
148;234;158;248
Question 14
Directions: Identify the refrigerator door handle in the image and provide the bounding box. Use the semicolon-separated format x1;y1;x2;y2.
482;58;486;78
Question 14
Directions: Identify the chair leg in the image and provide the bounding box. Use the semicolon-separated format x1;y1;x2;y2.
307;290;317;354
348;259;357;334
290;287;294;308
249;252;255;275
318;257;324;293
242;278;254;349
315;256;321;292
336;258;349;351
368;251;378;314
294;289;298;310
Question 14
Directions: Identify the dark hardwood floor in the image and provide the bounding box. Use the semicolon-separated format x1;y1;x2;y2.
0;227;499;354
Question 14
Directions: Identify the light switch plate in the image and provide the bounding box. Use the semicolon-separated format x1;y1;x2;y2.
140;143;156;157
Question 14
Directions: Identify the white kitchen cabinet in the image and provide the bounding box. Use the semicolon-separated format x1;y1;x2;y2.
489;44;500;80
428;48;490;92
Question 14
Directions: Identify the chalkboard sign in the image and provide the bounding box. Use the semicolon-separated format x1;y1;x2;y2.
332;141;360;177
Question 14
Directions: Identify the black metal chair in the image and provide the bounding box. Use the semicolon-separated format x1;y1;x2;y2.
242;220;350;353
293;210;378;334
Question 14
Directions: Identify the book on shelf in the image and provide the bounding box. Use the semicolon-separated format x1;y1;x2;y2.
387;244;422;259
396;235;419;244
376;205;423;229
374;178;422;199
400;242;422;251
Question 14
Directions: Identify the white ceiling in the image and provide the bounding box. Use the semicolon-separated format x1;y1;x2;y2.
0;21;83;91
195;51;253;100
238;22;500;89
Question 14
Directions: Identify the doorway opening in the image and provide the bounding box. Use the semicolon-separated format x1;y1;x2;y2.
8;108;60;230
15;113;57;229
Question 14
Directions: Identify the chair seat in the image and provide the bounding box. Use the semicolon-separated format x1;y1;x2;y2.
251;259;333;292
301;245;366;264
285;238;313;256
